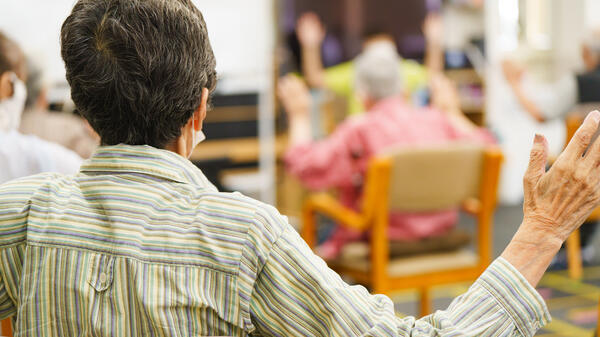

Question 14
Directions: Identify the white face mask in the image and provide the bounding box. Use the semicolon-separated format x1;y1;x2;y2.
188;117;206;158
0;73;27;132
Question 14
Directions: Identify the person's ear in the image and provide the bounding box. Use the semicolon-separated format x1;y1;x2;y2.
194;87;209;131
0;72;13;100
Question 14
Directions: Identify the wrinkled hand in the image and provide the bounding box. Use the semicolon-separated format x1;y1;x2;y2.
297;12;325;49
522;111;600;245
501;59;525;86
277;75;312;120
430;74;461;113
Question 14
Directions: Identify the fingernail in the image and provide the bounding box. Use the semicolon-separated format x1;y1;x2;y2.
534;134;543;143
585;110;600;123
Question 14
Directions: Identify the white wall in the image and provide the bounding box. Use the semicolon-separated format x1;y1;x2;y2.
0;0;274;93
194;0;274;93
0;0;76;85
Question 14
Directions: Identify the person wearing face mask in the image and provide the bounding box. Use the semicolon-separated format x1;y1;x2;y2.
0;32;82;184
5;1;600;336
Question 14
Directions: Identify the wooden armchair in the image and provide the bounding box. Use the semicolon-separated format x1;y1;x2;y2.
302;144;503;317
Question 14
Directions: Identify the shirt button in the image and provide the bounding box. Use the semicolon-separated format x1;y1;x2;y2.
99;272;107;284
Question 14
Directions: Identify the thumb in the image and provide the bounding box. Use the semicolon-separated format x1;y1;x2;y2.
523;134;548;197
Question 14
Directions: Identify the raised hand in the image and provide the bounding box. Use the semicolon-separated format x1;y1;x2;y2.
297;12;325;49
277;75;311;120
423;13;443;47
522;111;600;244
502;110;600;286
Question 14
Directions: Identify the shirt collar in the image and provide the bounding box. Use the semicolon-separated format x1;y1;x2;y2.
80;144;216;190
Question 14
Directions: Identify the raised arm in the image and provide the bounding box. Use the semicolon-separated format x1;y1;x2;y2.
502;59;546;122
503;111;600;286
423;13;445;77
251;222;549;336
278;75;360;190
252;108;600;336
297;13;326;88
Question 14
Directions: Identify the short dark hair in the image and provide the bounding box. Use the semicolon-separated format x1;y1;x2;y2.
61;0;217;148
0;31;27;80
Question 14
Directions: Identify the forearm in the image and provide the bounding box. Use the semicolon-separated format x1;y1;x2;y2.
425;40;444;77
501;222;563;287
289;115;312;145
252;227;550;336
301;46;325;88
445;108;478;134
510;82;546;122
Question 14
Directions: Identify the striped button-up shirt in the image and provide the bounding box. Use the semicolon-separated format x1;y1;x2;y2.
0;145;550;336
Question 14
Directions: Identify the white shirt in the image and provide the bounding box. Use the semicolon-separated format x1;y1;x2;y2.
0;130;82;184
490;71;567;205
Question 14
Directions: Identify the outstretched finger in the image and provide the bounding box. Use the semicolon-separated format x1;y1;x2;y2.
523;134;548;200
583;111;600;166
561;110;600;163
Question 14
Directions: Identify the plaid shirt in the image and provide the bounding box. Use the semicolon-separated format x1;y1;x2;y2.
0;144;549;336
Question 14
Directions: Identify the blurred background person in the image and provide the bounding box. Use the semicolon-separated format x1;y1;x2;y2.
502;30;600;124
499;30;600;266
0;31;81;184
296;12;444;116
279;43;495;260
19;58;99;158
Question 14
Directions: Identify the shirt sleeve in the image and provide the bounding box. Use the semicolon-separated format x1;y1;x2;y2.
0;178;35;320
284;119;361;190
323;62;355;98
249;226;550;337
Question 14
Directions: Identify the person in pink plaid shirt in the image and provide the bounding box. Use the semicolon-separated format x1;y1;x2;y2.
280;42;496;260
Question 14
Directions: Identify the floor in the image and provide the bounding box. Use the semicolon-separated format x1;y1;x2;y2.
388;205;600;336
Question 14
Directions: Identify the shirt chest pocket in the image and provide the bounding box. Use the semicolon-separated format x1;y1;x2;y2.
87;253;115;292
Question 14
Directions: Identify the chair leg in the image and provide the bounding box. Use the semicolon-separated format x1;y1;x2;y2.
419;287;431;318
301;205;317;249
596;297;599;337
566;229;583;279
1;318;12;337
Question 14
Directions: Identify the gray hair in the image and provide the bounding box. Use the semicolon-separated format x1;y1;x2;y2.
61;0;217;148
355;42;402;101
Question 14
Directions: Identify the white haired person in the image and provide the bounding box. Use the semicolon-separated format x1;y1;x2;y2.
281;43;496;260
0;31;81;184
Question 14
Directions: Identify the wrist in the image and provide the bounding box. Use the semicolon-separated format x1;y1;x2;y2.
302;44;321;53
501;222;562;287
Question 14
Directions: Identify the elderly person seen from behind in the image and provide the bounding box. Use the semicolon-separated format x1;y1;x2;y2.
282;42;495;260
1;0;600;336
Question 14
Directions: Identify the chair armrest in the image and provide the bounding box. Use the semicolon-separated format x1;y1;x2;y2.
461;198;481;216
303;193;367;231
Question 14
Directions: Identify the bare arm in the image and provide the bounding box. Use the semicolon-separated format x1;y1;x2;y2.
430;74;479;134
277;75;312;145
297;13;326;88
502;59;546;122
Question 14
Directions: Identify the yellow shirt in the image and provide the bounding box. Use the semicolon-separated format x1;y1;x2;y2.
323;58;428;115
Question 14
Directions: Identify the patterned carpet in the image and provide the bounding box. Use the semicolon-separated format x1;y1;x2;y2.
390;265;600;336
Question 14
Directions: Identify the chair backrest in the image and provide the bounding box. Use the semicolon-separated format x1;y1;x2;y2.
375;143;486;212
